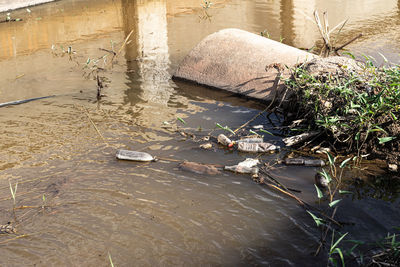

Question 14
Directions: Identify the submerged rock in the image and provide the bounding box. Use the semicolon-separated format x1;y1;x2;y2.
174;28;315;102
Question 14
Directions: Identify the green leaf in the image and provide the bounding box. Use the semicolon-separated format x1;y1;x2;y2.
225;126;235;135
332;247;345;267
340;157;352;169
216;123;224;129
249;129;258;135
307;211;324;227
331;232;348;252
343;51;356;59
339;190;353;195
319;169;332;183
325;151;335;166
177;117;186;125
378;136;396;144
329;199;342;207
259;129;274;136
108;252;114;267
314;184;323;199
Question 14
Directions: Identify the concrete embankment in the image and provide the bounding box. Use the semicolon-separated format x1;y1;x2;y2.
0;0;55;13
173;28;316;102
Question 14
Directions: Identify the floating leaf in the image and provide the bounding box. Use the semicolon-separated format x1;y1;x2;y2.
177;117;186;125
329;199;342;207
314;184;323;199
378;136;396;144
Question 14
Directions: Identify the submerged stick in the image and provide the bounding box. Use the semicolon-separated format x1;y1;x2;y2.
233;64;283;133
109;29;134;66
80;106;106;143
334;33;363;53
0;95;56;108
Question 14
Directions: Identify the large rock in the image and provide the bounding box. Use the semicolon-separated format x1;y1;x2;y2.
173;28;316;102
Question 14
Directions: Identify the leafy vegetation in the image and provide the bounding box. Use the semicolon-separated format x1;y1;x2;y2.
284;59;400;165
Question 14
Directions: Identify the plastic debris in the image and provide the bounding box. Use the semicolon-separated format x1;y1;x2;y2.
388;164;398;172
116;149;154;162
238;142;280;153
236;138;263;143
315;172;329;188
282;132;319;147
199;143;213;150
224;158;259;174
304;159;325;167
238;158;259;168
179;161;221;175
315;147;331;154
280;158;325;167
0;224;15;234
252;125;264;129
217;134;233;147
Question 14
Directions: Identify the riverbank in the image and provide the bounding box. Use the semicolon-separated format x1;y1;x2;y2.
283;56;400;172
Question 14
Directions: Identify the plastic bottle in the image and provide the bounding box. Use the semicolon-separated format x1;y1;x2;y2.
217;134;233;147
238;142;279;153
236;138;264;144
116;149;154;162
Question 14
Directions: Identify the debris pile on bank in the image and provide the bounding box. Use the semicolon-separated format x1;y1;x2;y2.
283;56;400;170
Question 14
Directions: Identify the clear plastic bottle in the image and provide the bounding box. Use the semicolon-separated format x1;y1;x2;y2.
238;142;279;153
217;134;233;147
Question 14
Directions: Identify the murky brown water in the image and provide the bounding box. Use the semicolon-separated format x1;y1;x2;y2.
0;0;399;266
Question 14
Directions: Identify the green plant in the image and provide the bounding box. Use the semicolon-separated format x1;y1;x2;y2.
42;194;46;210
328;231;348;266
216;123;235;135
201;0;213;9
284;62;400;164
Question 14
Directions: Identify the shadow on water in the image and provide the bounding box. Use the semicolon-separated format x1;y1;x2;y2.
0;0;399;265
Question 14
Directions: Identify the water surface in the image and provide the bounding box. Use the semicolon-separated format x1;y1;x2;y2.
0;0;399;265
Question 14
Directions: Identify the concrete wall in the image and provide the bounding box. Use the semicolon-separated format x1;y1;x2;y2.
0;0;55;13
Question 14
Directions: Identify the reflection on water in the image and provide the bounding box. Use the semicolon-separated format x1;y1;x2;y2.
0;0;399;265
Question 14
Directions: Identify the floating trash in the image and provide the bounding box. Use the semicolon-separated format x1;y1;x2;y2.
236;137;263;143
224;158;259;174
0;224;15;234
116;149;154;162
238;142;279;153
199;143;213;150
217;134;233;147
179;161;221;175
280;158;325;167
282;132;319;147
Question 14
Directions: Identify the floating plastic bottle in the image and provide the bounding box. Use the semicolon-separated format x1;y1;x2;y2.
224;165;259;175
217;134;233;147
236;138;264;144
238;142;280;153
224;158;259;174
281;158;325;167
116;149;154;162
